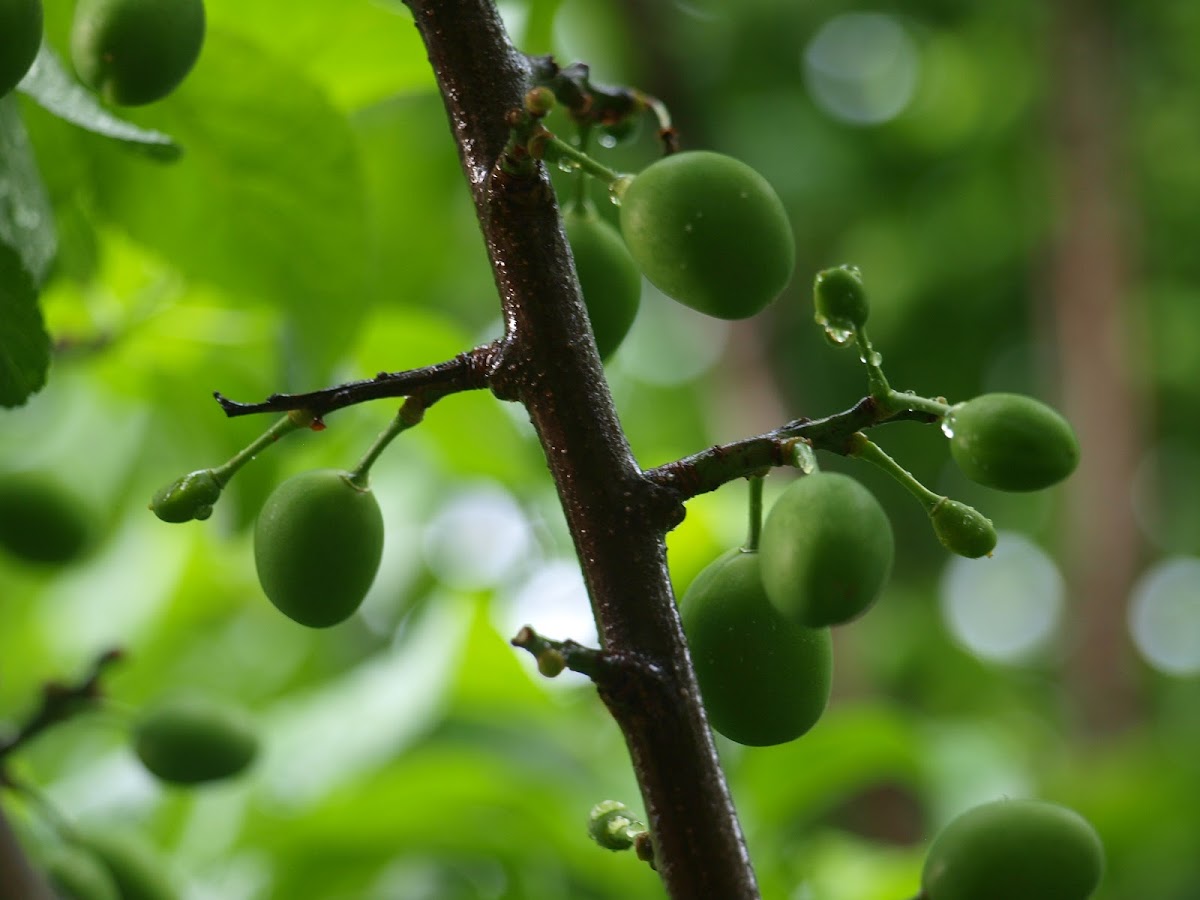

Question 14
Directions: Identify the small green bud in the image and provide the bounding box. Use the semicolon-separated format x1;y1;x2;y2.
536;648;566;678
587;800;638;851
525;86;556;116
930;498;997;558
150;469;223;523
814;265;869;338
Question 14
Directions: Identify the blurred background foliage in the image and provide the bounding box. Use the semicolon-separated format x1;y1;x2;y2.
2;0;1199;897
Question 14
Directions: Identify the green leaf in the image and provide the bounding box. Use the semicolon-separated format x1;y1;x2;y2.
87;30;371;384
204;0;433;110
0;95;56;284
0;242;50;407
17;44;181;161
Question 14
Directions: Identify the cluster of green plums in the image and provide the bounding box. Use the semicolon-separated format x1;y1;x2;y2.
920;799;1104;900
562;149;794;359
681;389;1078;747
680;472;890;746
0;0;204;104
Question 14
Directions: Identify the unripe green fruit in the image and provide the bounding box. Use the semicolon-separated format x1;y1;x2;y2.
70;0;205;106
0;473;93;566
946;393;1080;492
618;151;795;319
254;469;384;628
922;799;1104;900
133;696;257;784
813;264;868;336
75;833;175;900
679;549;832;746
758;472;894;627
149;469;222;523
43;844;121;900
0;0;42;98
930;497;996;559
563;208;641;359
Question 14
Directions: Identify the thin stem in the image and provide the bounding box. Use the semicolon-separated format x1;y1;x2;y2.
347;396;429;487
211;413;306;487
883;390;953;420
539;133;625;189
744;476;764;552
849;433;942;512
856;325;891;400
569;129;594;214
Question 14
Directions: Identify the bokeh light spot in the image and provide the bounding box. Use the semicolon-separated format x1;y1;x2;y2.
939;532;1063;663
1128;557;1200;676
422;482;531;590
803;13;919;126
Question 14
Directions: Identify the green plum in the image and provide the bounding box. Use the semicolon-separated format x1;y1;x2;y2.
254;469;384;628
679;549;832;746
618;151;794;319
758;472;894;627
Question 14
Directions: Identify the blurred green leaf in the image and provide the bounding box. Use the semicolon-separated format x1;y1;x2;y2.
86;30;371;384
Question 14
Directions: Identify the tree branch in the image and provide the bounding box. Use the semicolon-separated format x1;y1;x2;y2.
213;342;498;419
402;1;760;896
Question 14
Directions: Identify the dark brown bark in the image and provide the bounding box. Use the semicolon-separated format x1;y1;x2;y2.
0;806;55;900
401;1;760;896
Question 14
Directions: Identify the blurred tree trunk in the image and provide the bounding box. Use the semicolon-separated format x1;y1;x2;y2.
1048;0;1145;734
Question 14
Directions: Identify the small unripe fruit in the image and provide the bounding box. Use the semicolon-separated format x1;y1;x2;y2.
563;208;641;359
618;151;795;319
680;549;832;746
0;0;43;98
922;799;1104;900
133;696;258;785
813;264;869;336
759;472;894;627
149;469;222;523
929;497;997;558
254;469;384;628
946;393;1079;492
70;0;205;106
0;473;93;566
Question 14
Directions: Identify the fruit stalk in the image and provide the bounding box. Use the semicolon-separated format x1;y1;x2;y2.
402;0;760;896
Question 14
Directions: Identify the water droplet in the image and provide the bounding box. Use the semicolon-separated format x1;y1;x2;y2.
597;134;617;149
792;442;819;474
940;415;956;439
817;317;854;346
556;158;580;174
858;349;883;367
